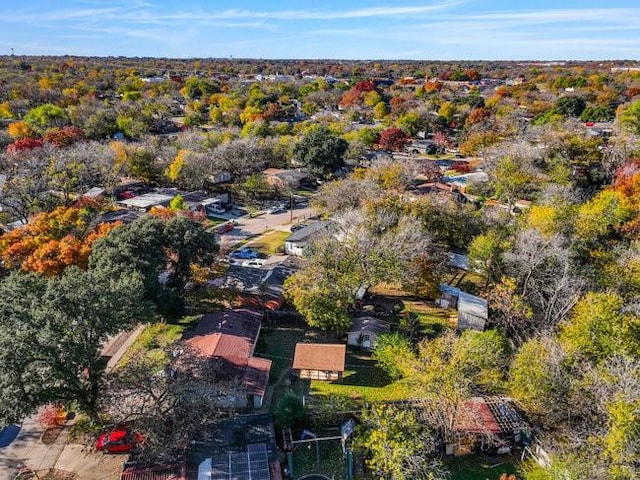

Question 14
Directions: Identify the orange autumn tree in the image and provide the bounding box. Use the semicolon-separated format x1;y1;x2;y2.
0;205;120;276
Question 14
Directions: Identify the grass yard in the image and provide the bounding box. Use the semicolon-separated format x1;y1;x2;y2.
310;351;413;402
117;322;184;369
246;229;291;255
254;325;306;382
291;438;346;480
446;454;521;480
116;315;202;370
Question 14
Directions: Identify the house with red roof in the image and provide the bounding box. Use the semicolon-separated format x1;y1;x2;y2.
183;309;271;409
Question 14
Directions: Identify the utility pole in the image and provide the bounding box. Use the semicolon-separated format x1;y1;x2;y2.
289;193;294;224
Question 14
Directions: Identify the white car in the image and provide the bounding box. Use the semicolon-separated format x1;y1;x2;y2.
242;259;266;268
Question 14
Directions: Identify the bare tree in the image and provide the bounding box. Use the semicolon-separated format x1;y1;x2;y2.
101;343;241;458
500;229;584;341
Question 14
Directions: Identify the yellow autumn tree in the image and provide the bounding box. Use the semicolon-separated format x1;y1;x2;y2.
166;149;188;183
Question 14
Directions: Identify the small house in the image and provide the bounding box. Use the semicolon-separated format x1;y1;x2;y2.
284;221;329;256
347;316;391;351
263;168;309;189
293;343;346;381
183;309;271;409
438;284;488;332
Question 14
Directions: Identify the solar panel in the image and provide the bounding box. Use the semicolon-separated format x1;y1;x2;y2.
199;443;271;480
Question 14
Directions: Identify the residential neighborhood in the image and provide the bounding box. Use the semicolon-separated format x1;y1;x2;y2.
0;48;639;480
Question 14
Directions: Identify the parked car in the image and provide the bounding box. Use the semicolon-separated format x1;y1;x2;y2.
229;247;259;259
216;221;235;234
266;204;286;214
242;258;266;268
290;222;307;232
96;428;143;454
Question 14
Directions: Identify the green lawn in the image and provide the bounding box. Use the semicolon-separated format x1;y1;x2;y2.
446;454;521;480
117;322;184;370
254;325;306;382
291;438;346;479
116;315;202;370
246;230;291;255
310;351;413;402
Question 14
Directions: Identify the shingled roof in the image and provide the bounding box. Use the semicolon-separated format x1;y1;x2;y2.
292;343;346;372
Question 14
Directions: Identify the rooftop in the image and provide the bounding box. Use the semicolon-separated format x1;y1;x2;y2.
286;221;329;243
348;316;391;335
293;343;346;372
119;192;176;210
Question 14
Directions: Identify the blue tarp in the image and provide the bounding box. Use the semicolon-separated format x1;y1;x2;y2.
0;425;21;447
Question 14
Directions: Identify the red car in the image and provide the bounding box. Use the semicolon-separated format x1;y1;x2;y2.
96;428;143;454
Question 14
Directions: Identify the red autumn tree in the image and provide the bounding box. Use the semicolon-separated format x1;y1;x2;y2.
377;127;410;152
37;404;66;429
0;205;120;276
432;131;454;154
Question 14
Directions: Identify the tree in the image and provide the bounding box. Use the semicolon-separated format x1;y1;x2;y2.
102;344;237;457
508;336;569;422
559;292;639;362
490;155;535;211
378;127;410;152
89;216;218;314
618;99;640;136
468;230;507;287
0;205;117;276
357;404;448;480
292;126;348;179
284;267;354;334
554;96;586;118
0;268;151;424
373;333;415;380
7;121;35;139
24;103;69;134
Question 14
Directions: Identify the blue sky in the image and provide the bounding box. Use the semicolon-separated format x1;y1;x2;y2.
1;0;639;59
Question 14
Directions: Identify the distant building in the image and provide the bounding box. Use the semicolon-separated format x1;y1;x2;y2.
262;168;309;190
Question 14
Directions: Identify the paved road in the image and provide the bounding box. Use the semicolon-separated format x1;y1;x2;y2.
218;205;316;249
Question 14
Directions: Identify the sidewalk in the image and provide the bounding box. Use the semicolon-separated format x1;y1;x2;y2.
0;415;69;480
0;325;144;479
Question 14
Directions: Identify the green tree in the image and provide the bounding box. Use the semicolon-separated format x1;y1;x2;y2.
284;268;354;333
450;329;509;394
373;333;415;380
273;393;306;430
293;126;348;179
554;96;586;117
0;268;150;423
24;103;69;133
468;230;507;287
89;216;217;315
560;292;639;362
509;337;568;421
169;194;188;211
357;404;447;480
491;155;534;211
618;99;640;136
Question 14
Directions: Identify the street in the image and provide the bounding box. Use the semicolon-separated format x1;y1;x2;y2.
218;205;316;249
